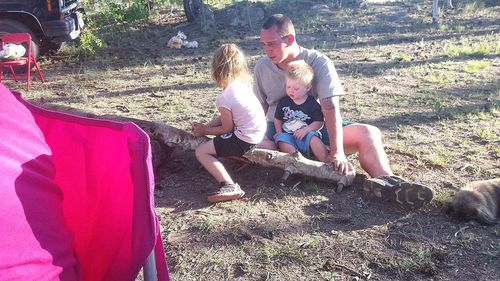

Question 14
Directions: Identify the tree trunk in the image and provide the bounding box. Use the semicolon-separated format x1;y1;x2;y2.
432;0;440;23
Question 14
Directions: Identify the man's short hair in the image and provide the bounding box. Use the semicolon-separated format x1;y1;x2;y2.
285;60;314;87
262;14;295;36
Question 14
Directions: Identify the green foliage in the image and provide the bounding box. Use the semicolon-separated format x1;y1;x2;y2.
76;28;105;57
432;188;454;208
71;0;184;58
263;241;305;262
476;126;498;142
443;39;500;58
426;71;455;84
425;145;452;168
433;98;443;117
124;1;151;22
390;246;434;276
462;60;490;73
198;216;216;232
89;0;150;26
263;241;279;260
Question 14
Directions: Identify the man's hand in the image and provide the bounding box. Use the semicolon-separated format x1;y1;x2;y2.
191;122;206;137
293;127;310;140
330;153;349;175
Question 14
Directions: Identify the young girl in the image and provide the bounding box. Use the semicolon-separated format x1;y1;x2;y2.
191;44;266;203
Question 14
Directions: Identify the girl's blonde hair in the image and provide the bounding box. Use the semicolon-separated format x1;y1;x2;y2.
211;43;251;88
285;60;314;87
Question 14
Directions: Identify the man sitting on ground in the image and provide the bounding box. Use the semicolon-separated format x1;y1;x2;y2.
253;14;434;208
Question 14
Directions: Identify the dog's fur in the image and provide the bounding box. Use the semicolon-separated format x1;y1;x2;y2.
445;179;500;225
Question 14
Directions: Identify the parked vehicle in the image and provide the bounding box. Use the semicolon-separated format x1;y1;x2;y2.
0;0;85;59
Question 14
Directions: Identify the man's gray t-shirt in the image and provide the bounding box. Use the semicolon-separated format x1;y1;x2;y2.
253;46;345;122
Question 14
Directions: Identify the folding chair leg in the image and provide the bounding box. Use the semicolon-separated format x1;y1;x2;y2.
143;250;158;281
9;66;17;82
26;61;31;91
32;55;44;82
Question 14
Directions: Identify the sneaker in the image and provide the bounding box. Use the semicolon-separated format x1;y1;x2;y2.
364;175;434;209
207;183;245;203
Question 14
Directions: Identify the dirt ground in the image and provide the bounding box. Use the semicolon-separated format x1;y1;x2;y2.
13;0;500;280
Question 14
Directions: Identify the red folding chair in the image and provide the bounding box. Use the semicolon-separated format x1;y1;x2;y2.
0;33;44;90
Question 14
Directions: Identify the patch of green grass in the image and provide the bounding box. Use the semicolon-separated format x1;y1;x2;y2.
197;216;216;232
424;145;452;168
178;260;190;271
475;126;498;142
443;40;499;58
390;163;405;176
396;52;411;62
299;237;320;249
263;241;279;260
437;23;449;31
204;0;233;7
462;60;490;73
477;111;492;121
62;28;105;58
425;71;455;84
394;256;418;272
451;24;466;33
462;144;487;161
301;13;327;32
390;246;434;275
455;230;478;249
433;98;444;117
212;255;223;266
263;241;306;262
432;189;454;208
463;0;485;12
448;106;481;118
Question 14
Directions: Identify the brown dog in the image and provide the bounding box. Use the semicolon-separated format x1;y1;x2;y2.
445;179;500;225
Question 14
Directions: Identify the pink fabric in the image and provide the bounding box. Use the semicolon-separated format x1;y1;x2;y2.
0;84;169;281
0;85;80;280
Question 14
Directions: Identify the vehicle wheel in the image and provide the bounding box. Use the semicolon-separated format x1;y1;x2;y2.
183;0;203;22
0;19;40;73
40;41;64;56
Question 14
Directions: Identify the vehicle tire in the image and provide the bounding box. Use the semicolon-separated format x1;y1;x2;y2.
40;41;64;56
0;19;40;73
183;0;203;22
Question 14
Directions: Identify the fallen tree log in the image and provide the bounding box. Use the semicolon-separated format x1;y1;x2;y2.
135;121;356;191
243;149;356;192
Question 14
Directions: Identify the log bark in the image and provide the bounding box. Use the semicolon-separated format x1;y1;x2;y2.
243;149;356;191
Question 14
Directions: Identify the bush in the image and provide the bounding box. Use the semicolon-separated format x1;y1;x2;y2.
68;0;182;58
77;28;105;57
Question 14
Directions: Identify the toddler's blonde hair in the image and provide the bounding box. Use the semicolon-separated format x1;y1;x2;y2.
211;43;250;88
285;60;314;87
